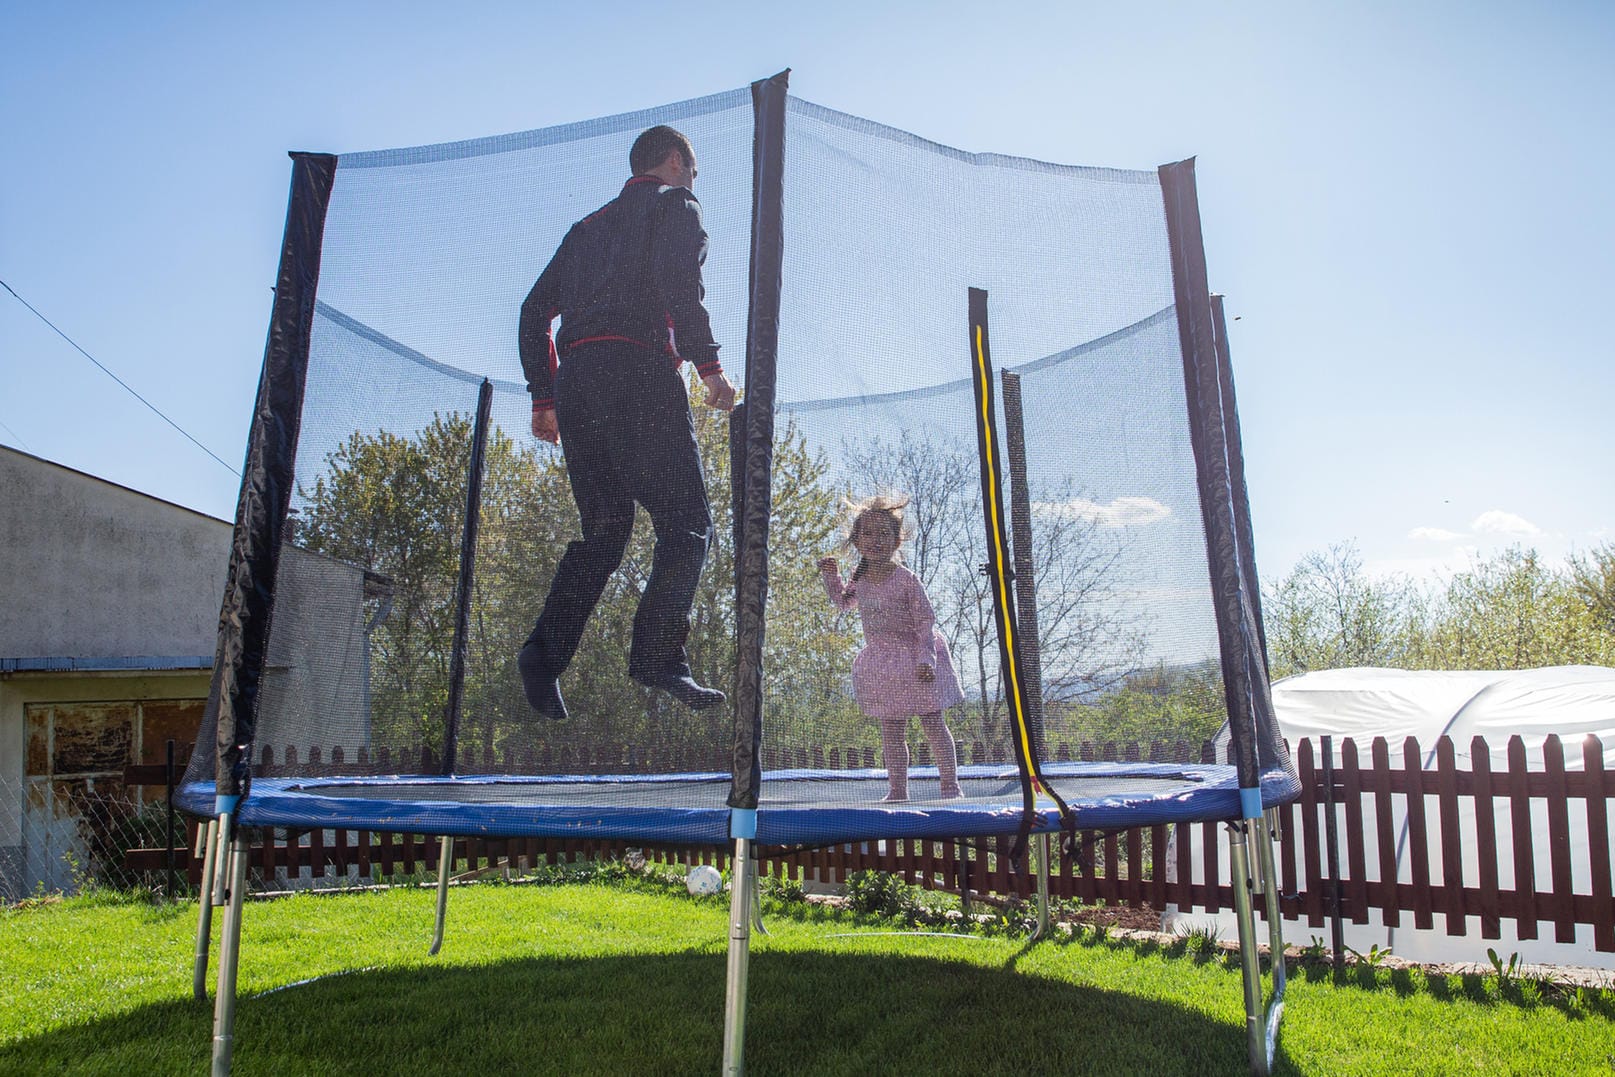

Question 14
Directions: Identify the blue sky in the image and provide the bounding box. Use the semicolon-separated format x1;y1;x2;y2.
3;2;1612;585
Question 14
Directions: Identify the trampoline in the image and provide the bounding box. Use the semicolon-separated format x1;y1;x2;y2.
176;760;1284;845
183;71;1299;1076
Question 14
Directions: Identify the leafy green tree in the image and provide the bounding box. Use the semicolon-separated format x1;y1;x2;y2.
1409;546;1615;669
1262;541;1410;678
295;377;856;772
1262;541;1615;679
297;413;523;751
1567;542;1615;634
1047;659;1225;755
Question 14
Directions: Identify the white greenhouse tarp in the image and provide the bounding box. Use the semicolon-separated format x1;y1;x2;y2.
1164;665;1615;971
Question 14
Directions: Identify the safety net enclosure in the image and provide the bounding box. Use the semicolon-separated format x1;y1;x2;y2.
178;73;1297;848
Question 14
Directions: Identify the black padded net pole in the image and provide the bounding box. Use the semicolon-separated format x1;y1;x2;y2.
201;151;336;803
1160;158;1262;798
1210;294;1286;775
441;378;494;776
968;287;1072;840
1000;369;1046;759
728;70;789;811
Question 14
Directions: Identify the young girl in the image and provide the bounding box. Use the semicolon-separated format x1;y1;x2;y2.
818;495;964;801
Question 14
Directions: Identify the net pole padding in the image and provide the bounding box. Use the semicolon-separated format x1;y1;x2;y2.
1000;370;1047;759
727;70;789;810
441;379;494;776
1211;295;1289;776
1210;295;1269;660
967;287;1074;852
209;151;337;804
728;403;747;627
1158;158;1262;803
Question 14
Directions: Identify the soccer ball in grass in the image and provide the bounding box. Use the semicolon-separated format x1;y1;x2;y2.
686;865;723;896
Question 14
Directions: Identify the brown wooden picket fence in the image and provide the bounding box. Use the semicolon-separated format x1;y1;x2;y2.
126;733;1613;953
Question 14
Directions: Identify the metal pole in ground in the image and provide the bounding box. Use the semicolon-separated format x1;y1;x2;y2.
193;817;220;1000
1228;819;1269;1077
164;739;177;899
1033;833;1051;939
1257;807;1288;1070
722;835;755;1076
429;835;454;955
211;821;249;1077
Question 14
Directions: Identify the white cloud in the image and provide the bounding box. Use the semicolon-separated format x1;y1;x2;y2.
1034;496;1170;528
1365;546;1481;582
1408;526;1461;542
1471;510;1542;537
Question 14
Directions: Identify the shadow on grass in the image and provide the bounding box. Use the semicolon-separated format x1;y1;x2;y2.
0;949;1307;1076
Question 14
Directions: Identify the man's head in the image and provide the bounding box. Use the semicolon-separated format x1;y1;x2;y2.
631;125;696;188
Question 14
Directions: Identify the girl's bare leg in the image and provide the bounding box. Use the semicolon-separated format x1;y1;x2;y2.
919;712;961;797
880;716;910;801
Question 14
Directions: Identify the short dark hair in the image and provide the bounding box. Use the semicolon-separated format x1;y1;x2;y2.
630;126;694;175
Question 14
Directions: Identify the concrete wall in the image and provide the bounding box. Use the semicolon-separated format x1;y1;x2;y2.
0;447;376;897
0;447;229;659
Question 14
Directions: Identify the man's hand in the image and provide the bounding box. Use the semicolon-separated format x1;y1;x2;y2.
531;406;560;445
702;372;737;412
817;556;839;575
917;663;936;684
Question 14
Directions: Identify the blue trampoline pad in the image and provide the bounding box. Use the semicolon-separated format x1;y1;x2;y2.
177;761;1296;846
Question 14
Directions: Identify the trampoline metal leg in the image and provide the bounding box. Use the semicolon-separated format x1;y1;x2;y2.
211;823;249;1077
750;848;770;937
194;817;220;1000
722;837;753;1077
1032;833;1050;941
1257;809;1287;1067
1228;821;1269;1077
429;835;453;956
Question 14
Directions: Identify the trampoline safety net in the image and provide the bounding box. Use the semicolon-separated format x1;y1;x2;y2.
182;75;1297;845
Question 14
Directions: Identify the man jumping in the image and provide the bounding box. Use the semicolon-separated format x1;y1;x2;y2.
516;125;736;723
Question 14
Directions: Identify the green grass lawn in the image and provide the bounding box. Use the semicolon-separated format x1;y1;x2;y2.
2;877;1611;1076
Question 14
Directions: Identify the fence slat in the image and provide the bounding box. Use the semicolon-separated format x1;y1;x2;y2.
1160;823;1183;911
1150;823;1169;910
1507;736;1538;940
1371;738;1399;928
1200;819;1220;914
1542;735;1577;944
1470;737;1501;939
1126;826;1143;907
1341;738;1369;924
1435;737;1466;936
1297;739;1322;926
1584;735;1613;952
1402;737;1434;931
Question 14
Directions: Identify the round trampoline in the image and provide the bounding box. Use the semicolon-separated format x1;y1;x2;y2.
177;760;1279;847
182;72;1298;1076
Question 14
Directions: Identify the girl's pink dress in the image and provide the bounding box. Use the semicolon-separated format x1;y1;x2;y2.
820;563;966;718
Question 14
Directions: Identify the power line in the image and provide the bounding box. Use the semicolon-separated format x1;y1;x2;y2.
1;277;239;477
0;412;33;451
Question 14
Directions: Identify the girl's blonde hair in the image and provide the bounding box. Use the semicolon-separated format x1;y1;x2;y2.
839;493;913;582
